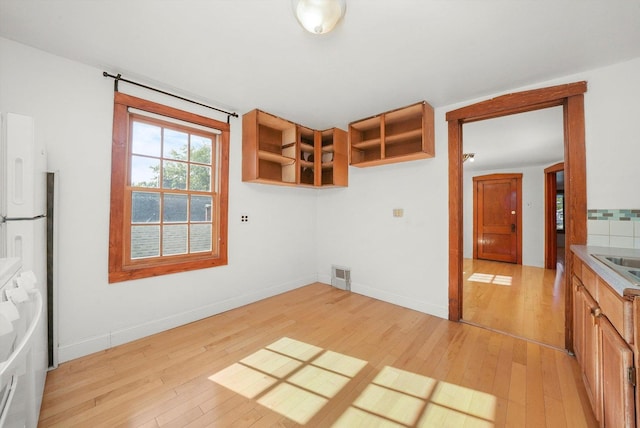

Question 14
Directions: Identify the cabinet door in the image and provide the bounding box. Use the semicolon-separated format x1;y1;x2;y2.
599;316;635;428
573;278;586;363
574;279;601;419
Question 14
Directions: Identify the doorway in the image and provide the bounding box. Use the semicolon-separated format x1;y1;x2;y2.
447;82;587;351
545;162;565;269
473;173;523;264
463;112;561;347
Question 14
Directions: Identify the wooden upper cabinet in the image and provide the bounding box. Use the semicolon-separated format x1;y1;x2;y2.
242;109;348;188
349;101;435;167
243;109;297;186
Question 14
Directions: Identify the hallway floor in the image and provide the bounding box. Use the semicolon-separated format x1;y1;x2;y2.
462;258;565;349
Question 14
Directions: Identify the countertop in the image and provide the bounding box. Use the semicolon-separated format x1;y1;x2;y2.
571;245;640;298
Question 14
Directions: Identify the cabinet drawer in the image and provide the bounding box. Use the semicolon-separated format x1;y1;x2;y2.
581;264;598;299
573;256;583;280
598;277;633;342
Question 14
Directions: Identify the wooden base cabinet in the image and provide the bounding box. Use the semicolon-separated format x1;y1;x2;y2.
243;109;348;188
574;278;602;419
572;254;636;427
600;316;635;427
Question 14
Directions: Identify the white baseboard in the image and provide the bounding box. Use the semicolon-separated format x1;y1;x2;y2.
57;275;316;363
350;282;448;320
318;275;448;319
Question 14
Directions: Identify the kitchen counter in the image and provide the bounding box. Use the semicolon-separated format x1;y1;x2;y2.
572;244;640;297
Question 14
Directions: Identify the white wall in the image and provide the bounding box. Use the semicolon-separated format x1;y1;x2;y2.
0;38;320;362
583;58;640;210
316;157;449;318
2;36;640;361
462;166;546;268
316;56;640;322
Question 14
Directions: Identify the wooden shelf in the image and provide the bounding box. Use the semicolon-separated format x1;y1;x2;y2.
321;162;333;169
349;101;434;167
258;150;295;165
351;138;381;150
299;142;314;152
321;144;334;153
385;128;422;145
299;159;314;168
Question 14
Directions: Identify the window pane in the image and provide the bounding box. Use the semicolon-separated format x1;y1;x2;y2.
132;192;160;223
132;122;161;157
131;225;160;259
190;224;212;253
191;136;212;164
163;225;188;255
163;194;188;223
190;195;213;222
162;161;187;189
164;129;188;160
556;194;564;230
190;165;211;191
131;155;160;188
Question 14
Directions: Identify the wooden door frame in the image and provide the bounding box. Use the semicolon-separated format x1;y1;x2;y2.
544;162;565;269
447;82;587;351
472;173;523;264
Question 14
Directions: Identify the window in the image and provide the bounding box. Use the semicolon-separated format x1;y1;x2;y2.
556;191;565;232
109;93;229;282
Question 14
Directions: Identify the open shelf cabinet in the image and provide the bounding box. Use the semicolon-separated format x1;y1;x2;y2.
243;109;297;185
243;109;348;188
319;128;348;187
349;101;434;167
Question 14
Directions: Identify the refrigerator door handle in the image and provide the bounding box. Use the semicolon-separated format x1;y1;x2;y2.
1;214;46;224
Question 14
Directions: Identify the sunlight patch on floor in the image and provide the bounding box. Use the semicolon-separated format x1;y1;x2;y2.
209;337;367;424
208;363;277;399
469;272;512;286
209;338;496;426
468;273;494;283
335;366;497;427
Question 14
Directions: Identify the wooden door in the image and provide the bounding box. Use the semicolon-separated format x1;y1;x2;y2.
599;316;635;428
473;173;522;264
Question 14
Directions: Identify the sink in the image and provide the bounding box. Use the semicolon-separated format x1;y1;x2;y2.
592;254;640;286
602;256;640;269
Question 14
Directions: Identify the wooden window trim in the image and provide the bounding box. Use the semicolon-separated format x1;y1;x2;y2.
109;92;229;283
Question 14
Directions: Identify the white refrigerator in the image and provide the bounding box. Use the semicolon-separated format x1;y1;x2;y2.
0;112;49;427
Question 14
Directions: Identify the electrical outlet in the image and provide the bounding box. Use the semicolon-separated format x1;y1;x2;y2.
241;214;249;223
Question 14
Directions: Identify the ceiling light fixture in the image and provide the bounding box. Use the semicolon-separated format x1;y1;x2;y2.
463;153;475;163
292;0;346;35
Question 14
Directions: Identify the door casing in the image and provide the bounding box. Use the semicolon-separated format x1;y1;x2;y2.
446;82;587;351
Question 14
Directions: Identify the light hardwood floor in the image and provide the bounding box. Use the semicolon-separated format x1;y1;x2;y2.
462;259;565;349
39;283;595;427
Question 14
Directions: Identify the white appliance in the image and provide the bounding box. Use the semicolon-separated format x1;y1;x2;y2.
0;113;48;427
0;259;44;428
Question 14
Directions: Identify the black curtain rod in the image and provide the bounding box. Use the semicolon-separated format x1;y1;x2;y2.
102;71;238;123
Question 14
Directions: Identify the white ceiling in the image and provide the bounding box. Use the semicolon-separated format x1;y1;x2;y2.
1;0;639;166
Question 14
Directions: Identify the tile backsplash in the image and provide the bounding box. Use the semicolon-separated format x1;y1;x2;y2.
587;209;640;249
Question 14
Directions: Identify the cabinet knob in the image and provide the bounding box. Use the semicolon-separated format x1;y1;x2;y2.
590;307;601;318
